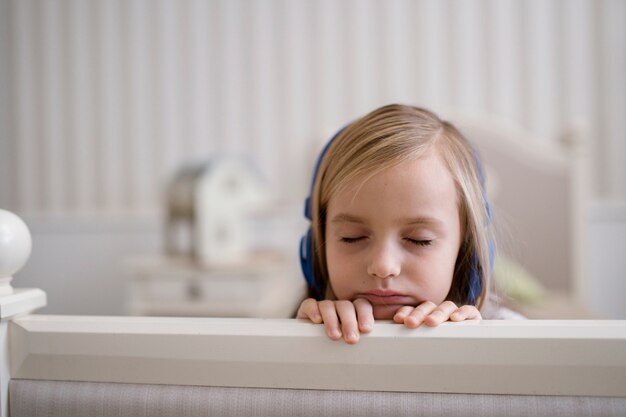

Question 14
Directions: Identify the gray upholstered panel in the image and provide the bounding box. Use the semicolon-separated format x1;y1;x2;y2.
9;379;626;417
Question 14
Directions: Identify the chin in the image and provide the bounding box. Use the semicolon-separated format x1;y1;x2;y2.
372;304;402;320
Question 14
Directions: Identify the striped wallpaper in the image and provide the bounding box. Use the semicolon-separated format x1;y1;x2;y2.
1;0;624;216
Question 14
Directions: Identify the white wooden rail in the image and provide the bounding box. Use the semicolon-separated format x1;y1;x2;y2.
8;315;626;398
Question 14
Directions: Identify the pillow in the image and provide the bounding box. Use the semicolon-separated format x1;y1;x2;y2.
493;255;547;305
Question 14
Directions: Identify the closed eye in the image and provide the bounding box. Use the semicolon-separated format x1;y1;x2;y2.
405;238;432;247
340;237;366;244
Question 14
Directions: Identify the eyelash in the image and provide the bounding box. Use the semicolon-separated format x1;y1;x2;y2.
339;237;432;247
340;237;365;244
405;238;433;247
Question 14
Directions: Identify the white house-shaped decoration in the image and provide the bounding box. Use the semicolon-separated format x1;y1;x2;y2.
166;157;267;266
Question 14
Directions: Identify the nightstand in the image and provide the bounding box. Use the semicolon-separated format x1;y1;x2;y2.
126;251;306;318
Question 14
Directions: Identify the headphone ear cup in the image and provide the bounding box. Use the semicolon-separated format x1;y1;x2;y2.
468;236;494;305
468;145;497;305
300;229;321;299
300;126;348;300
299;230;310;279
467;150;494;305
468;252;481;305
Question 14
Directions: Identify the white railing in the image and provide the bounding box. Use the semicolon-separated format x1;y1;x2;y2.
1;209;626;417
8;315;626;398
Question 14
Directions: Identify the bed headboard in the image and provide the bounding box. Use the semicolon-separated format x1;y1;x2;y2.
447;112;586;297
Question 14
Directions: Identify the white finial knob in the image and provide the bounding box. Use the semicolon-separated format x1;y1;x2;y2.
0;209;32;295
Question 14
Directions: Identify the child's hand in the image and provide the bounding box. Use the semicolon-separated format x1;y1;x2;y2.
297;299;481;344
296;298;374;344
393;301;482;328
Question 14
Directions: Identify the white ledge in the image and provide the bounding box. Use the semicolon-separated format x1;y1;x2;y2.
10;316;626;397
0;289;46;321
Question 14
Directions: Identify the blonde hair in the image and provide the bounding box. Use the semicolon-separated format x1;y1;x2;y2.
309;104;492;310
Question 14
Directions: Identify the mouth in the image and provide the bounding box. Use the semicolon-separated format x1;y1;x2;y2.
356;290;415;306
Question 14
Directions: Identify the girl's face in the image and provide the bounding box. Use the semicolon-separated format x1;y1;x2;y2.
325;150;463;319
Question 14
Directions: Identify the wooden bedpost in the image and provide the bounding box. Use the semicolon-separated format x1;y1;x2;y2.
559;120;591;310
0;210;46;417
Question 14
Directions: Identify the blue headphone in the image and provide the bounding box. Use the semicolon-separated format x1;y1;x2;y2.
299;126;492;304
468;145;494;304
299;128;345;300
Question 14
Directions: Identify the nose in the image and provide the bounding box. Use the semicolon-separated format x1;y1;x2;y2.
367;239;401;279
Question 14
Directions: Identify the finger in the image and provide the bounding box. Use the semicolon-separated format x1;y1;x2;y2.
424;301;459;327
450;305;482;322
296;298;322;323
353;298;374;333
336;300;360;344
318;300;342;340
393;305;416;324
404;301;438;328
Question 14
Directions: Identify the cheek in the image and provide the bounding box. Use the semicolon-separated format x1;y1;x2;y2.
325;241;360;298
421;275;454;305
408;248;458;303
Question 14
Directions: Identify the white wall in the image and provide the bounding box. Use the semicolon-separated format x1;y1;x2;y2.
586;202;626;319
1;0;625;316
15;215;162;315
1;0;625;216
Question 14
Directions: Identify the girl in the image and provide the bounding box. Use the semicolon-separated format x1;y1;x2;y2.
297;104;516;344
